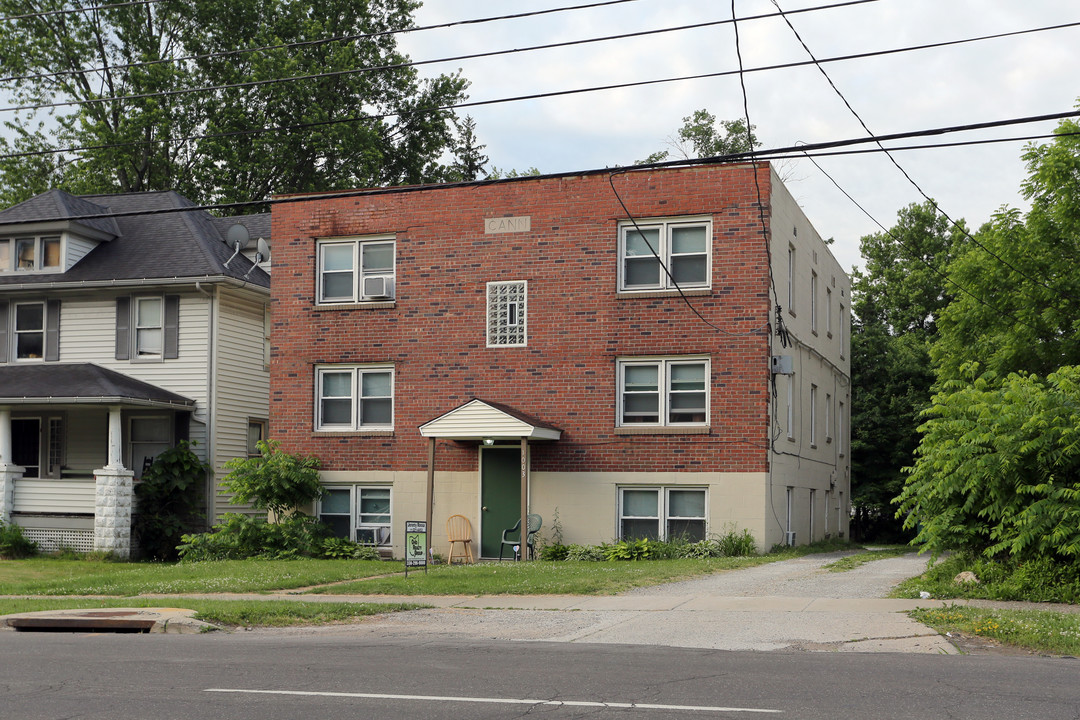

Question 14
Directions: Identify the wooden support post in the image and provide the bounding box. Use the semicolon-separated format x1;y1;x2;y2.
520;436;528;561
426;437;435;563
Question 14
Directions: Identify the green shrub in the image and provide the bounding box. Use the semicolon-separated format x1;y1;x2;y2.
565;543;605;561
320;536;381;560
178;513;332;561
539;543;570;561
0;521;38;559
602;538;651;561
133;441;209;561
222;439;323;518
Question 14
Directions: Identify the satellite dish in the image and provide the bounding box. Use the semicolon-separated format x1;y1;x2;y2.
223;223;250;268
226;223;251;250
243;237;271;279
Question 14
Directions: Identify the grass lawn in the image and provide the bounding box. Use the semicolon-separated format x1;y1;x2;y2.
910;605;1080;657
0;557;400;596
312;555;786;595
0;596;424;628
821;546;912;573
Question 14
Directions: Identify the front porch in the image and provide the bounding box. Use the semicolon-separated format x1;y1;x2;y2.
0;363;195;558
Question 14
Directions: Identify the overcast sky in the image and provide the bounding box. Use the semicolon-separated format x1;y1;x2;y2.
400;0;1080;272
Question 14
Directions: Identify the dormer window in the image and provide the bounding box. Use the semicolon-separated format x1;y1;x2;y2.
1;235;62;273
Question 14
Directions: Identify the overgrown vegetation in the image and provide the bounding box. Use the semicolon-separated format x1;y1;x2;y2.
133;441;209;561
179;440;342;560
0;521;38;559
539;526;757;562
893;553;1080;604
911;605;1080;656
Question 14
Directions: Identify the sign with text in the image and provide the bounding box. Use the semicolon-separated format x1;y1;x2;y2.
484;216;531;234
405;520;427;574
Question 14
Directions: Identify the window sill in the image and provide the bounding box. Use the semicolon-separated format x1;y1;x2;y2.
313;430;395;437
614;426;710;435
314;301;396;311
616;288;712;299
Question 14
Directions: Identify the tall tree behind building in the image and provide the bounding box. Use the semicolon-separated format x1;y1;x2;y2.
0;0;471;207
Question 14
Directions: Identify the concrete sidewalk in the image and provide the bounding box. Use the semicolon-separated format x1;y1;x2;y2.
0;591;960;652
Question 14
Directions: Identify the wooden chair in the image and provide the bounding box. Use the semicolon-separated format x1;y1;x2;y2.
446;514;474;564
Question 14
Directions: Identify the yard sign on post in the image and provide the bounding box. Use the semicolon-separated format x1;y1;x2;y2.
405;520;427;576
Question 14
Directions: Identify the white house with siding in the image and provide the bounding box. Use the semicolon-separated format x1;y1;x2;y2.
0;190;270;557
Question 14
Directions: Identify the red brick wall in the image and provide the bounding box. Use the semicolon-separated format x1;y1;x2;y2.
270;164;773;473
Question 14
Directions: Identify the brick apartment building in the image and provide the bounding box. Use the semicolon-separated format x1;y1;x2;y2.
270;162;850;558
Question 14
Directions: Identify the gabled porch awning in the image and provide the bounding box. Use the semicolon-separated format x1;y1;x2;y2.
419;398;561;441
0;363;195;409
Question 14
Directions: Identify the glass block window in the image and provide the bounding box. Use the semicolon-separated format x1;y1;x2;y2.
486;280;527;347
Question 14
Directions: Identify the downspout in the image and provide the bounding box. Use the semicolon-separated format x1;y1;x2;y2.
195;281;217;522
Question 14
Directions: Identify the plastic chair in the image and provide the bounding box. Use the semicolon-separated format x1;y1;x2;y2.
446;514;474;564
499;514;542;561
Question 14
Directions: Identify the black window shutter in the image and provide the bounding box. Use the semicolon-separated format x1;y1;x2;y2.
0;300;8;362
163;295;180;359
45;299;60;361
115;296;130;360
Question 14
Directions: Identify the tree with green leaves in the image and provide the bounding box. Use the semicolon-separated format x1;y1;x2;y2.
221;439;323;520
896;114;1080;559
849;201;964;540
639;109;760;164
0;0;472;207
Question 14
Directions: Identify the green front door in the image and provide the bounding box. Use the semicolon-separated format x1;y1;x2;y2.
480;447;521;558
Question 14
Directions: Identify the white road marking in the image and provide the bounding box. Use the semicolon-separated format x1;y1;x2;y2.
205;688;782;713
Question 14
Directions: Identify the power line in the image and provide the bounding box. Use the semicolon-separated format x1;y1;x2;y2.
0;0;160;22
0;0;879;86
4;15;1077;116
770;0;1080;304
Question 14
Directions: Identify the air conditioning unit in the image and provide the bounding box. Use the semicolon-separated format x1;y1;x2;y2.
362;275;395;299
785;531;797;547
771;355;794;375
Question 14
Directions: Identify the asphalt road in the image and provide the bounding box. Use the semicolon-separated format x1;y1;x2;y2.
1;631;1076;720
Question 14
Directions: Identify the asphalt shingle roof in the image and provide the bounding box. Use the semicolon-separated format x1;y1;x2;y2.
0;363;195;407
0;190;269;288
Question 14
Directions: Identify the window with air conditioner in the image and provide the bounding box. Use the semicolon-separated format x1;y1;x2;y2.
319;486;392;546
317;236;395;304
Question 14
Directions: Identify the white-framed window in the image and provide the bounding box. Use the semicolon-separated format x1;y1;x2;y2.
128;415;172;477
839;303;846;358
619;487;706;541
810;383;818;447
785;374;795;440
135;296;163;358
838;401;845;456
247;419;267;456
810;271;818;333
617;357;708;427
262;305;271;369
618;218;711;291
486;280;527;347
319;485;392;546
1;235;61;273
809;488;816;541
826;286;833;336
317;236;395;304
787;245;796;312
13;301;44;360
825;392;832;443
316;365;393;431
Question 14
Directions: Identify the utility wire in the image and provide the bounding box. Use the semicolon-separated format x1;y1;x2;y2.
3;16;1077;115
0;0;160;22
1;0;879;85
802;149;1052;336
770;0;1080;304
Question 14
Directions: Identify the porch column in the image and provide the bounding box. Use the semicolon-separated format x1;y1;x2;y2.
0;407;22;524
94;406;133;558
425;437;435;561
520;436;528;561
